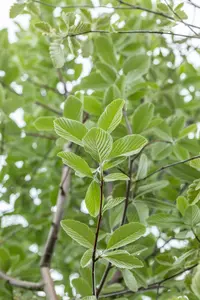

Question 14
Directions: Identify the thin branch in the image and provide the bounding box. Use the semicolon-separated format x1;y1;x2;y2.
134;155;200;183
41;267;57;299
96;263;112;297
163;0;197;35
25;132;57;140
192;228;200;243
92;176;104;297
68;29;200;40
117;0;200;31
0;80;22;97
188;0;200;10
28;78;61;95
32;0;200;31
0;271;43;290
35;101;62;115
57;69;68;97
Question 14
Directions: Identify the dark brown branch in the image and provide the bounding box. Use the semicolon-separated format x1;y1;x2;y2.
134;154;200;183
35;101;62;115
96;263;112;297
192;228;200;243
0;271;43;290
25;132;57;140
92;177;104;297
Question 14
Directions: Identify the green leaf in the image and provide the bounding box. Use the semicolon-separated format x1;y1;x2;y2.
10;3;25;18
82;297;96;300
103;197;125;212
147;214;183;228
64;95;83;121
104;173;129;182
189;157;200;170
187;179;200;205
151;142;172;161
34;116;56;131
80;249;93;268
171;116;185;137
83;96;102;116
98;99;125;133
132;102;154;133
103;157;126;171
95;36;116;66
107;222;146;250
85;180;101;217
96;62;116;83
179;124;197;138
136;180;169;198
57;152;92;178
136;154;148;180
69;22;91;35
109;135;147;158
35;22;52;34
104;84;121;106
83;128;113;162
27;2;40;15
61;220;95;248
0;248;11;272
184;205;200;227
122;269;138;292
192;267;200;298
72;277;91;296
102;250;143;269
54;118;87;145
50;40;65;68
0;84;5;105
123;54;151;80
176;196;188;216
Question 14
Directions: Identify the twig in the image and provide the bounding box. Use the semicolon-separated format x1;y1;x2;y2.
35;101;62;115
134;155;200;183
28;79;61;95
192;228;200;243
68;29;200;40
188;0;200;10
25;132;57;140
32;0;200;31
0;80;22;96
57;69;68;97
92;176;104;297
0;271;43;290
96;263;112;297
41;267;57;299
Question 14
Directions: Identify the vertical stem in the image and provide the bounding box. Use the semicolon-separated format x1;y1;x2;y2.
92;175;104;297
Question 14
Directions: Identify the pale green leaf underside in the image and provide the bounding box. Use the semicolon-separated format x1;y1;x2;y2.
107;222;146;250
104;173;129;182
109;135;147;158
103;250;143;269
61;219;95;249
83;128;113;162
122;269;138;292
58;152;92;178
103;197;125;212
98;99;125;133
50;41;65;68
54;118;87;146
80;249;93;268
85;180;101;217
34;116;56;131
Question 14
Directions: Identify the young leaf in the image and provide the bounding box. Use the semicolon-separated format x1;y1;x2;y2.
95;36;116;66
34;116;55;131
102;250;143;269
35;22;52;34
50;40;65;68
80;249;93;268
83;128;113;162
64;96;83;121
151;142;172;161
10;3;25;18
69;22;91;35
187;179;200;205
136;180;169;198
57;152;92;178
96;62;116;83
147;214;183;228
103;197;125;212
54;118;87;145
123;54;150;80
103;157;126;171
104;173;129;182
61;220;95;248
107;222;146;250
132;102;154;133
83;96;102;116
98;99;125;133
109;135;147;158
136;154;148;180
184;205;200;227
85;180;101;217
192;268;200;298
176;196;188;216
72;277;91;296
122;269;138;292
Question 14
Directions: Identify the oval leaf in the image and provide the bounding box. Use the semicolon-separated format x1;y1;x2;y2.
107;222;146;250
54;118;87;146
57;152;92;178
85;180;101;217
132;102;154;133
83;128;113;162
98;99;125;133
109;135;147;158
61;220;95;248
104;173;129;182
103;250;143;269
